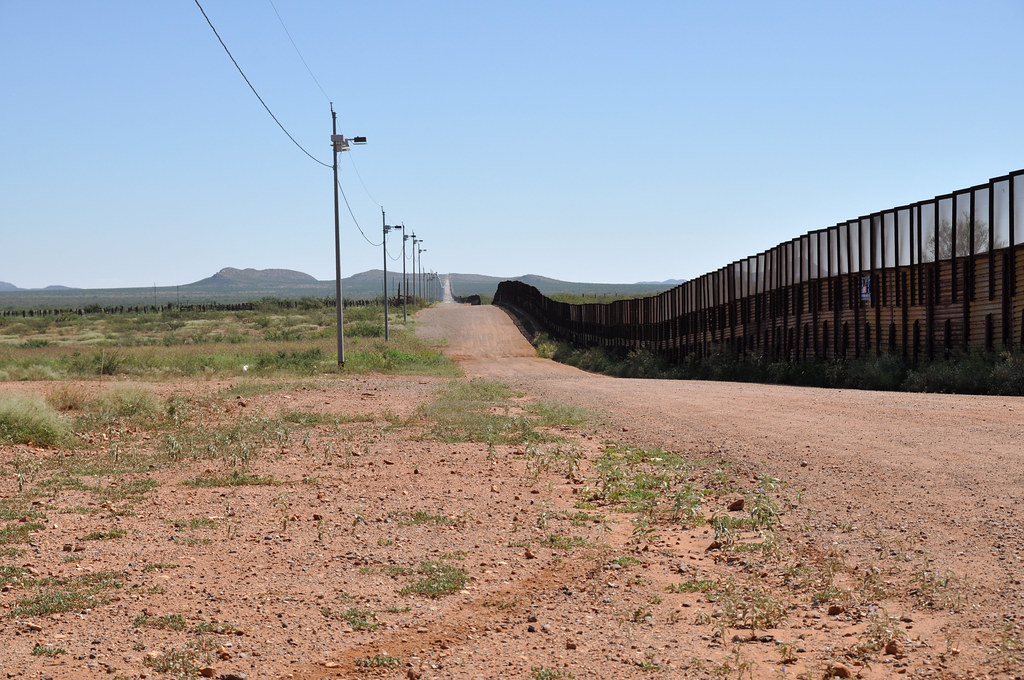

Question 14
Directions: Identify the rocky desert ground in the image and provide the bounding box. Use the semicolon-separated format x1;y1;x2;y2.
1;303;1023;680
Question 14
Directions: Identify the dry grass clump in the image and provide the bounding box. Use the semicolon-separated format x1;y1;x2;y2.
0;394;71;447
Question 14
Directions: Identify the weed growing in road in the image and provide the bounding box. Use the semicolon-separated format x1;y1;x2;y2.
853;606;905;657
810;584;847;606
163;412;289;468
0;566;31;589
419;379;545;445
630;514;660;545
524;442;584;482
142;562;178;572
133;614;187;631
11;571;122;616
911;556;965;610
81;528;126;541
170;517;217;530
665;578;716;594
993;620;1023;669
192;620;239;635
671;484;705;525
855;562;889;602
529;401;593;428
610;556;640;568
584;443;692;513
747;487;780;532
400;560;468;598
541;534;591;550
319;607;378;631
142;641;213;676
355;654;401;668
0;521;46;546
181;470;278;488
401;510;457;526
710;576;787;639
281;409;378;426
638;653;663;671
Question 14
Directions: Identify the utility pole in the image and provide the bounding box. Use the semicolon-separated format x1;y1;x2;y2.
331;106;344;366
382;209;389;342
381;210;400;342
400;224;408;323
418;246;427;302
410;235;419;302
330;104;366;366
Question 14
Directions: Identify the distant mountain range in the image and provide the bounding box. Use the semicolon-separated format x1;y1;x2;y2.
0;281;77;292
0;268;684;309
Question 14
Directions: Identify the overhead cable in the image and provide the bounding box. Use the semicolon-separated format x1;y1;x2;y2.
194;0;331;168
267;0;331;103
343;152;381;208
338;179;382;247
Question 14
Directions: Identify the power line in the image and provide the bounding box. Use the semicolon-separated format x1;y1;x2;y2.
261;1;391;241
343;151;381;208
196;1;393;259
267;0;331;103
338;178;382;247
193;0;331;168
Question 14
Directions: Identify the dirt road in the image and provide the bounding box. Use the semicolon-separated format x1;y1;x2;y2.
418;303;1024;658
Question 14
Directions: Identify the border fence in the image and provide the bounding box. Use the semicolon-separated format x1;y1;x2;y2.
495;169;1024;363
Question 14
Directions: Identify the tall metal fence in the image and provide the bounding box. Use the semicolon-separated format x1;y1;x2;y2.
495;169;1024;362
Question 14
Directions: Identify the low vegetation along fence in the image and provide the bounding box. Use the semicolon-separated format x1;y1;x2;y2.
0;298;378;319
496;169;1024;363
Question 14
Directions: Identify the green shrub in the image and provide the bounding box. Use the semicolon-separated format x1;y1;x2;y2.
252;348;326;375
46;384;91;411
0;395;71;447
346;321;385;338
533;332;559;359
904;354;992;394
991;353;1024;395
94;385;160;421
64;350;128;377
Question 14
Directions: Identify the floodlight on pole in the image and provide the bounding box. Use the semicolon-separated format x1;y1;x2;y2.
410;235;419;301
399;224;409;323
382;210;401;342
330;105;366;366
418;247;428;302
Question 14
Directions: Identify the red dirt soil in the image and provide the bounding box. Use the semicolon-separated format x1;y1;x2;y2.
1;302;1022;680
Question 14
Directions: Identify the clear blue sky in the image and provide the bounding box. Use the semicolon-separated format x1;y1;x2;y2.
2;1;1022;289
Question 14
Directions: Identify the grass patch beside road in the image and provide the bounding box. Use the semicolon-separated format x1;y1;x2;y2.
418;379;595;445
0;300;457;380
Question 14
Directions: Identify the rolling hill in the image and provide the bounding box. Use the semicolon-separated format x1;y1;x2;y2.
0;268;681;310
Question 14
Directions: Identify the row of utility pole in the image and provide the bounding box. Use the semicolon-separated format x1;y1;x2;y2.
331;104;438;364
381;210;429;341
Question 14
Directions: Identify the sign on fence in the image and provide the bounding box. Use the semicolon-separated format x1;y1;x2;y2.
860;275;871;302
